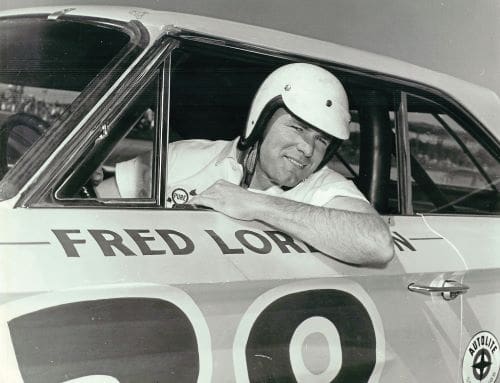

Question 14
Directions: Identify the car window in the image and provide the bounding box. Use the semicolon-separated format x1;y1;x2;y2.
94;107;156;199
56;72;160;202
167;42;403;213
406;94;499;214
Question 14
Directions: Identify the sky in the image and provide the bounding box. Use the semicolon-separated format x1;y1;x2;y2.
1;0;498;96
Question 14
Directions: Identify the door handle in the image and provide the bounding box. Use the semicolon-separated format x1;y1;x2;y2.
408;280;469;300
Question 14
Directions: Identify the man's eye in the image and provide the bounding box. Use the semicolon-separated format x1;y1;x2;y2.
317;136;329;146
290;125;303;132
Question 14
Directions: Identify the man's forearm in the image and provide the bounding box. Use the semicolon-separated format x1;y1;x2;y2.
251;193;394;265
190;180;394;266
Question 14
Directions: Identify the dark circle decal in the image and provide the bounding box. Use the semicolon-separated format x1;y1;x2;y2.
245;289;376;382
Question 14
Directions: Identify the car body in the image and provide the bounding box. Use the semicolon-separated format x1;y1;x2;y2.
0;6;499;383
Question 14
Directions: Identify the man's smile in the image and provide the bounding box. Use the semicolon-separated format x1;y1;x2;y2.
284;155;307;169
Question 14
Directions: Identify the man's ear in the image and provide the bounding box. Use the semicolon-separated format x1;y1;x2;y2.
240;143;259;188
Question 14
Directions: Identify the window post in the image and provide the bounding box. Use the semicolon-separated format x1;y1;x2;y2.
395;92;413;214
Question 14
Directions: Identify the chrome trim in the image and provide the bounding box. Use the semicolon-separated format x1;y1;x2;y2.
408;281;469;301
47;7;76;20
158;57;170;208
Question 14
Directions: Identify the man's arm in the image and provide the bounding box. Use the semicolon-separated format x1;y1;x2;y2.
190;180;394;266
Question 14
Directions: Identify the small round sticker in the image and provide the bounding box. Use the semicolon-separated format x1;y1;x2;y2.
463;331;499;383
171;188;189;204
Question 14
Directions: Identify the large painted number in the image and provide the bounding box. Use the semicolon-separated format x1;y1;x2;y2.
235;288;379;383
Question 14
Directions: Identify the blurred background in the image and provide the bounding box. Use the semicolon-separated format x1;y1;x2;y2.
0;0;498;96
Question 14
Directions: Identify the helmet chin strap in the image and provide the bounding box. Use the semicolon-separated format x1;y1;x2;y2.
240;142;259;189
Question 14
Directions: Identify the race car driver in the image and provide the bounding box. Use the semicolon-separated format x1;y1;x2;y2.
98;63;395;266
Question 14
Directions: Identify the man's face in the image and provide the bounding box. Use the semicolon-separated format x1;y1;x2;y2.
252;108;332;190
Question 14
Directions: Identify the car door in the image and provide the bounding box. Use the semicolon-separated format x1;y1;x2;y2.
331;88;470;381
0;212;463;383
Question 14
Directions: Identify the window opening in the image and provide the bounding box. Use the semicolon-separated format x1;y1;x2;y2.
56;72;161;203
406;94;499;214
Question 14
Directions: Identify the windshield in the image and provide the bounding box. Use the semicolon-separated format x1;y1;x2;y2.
0;16;141;189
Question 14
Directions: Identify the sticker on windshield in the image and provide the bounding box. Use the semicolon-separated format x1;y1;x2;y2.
462;331;499;383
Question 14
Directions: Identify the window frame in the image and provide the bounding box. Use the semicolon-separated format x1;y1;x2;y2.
53;65;165;206
19;37;177;208
394;91;413;215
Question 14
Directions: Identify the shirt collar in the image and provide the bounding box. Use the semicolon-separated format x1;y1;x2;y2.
215;138;240;166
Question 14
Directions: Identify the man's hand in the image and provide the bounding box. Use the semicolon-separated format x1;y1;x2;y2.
189;180;262;221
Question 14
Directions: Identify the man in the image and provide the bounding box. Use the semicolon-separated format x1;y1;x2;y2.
99;63;394;266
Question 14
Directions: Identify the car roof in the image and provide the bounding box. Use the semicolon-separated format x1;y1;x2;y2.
1;5;499;138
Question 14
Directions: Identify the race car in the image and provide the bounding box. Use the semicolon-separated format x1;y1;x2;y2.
0;6;499;383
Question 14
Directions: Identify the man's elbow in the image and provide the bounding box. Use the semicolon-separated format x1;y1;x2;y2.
372;241;395;266
321;221;395;266
365;228;395;266
327;235;394;267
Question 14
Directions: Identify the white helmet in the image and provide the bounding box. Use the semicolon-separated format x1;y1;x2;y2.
241;63;350;146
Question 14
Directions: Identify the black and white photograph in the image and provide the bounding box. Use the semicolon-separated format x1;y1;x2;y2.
0;1;498;382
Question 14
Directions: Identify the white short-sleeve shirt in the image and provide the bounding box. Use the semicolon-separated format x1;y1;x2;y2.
101;138;367;207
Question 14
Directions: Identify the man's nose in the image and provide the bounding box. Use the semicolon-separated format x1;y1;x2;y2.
297;135;315;157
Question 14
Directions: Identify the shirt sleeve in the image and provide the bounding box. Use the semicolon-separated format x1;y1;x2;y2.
115;151;152;198
113;140;183;198
309;169;368;206
167;140;181;177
